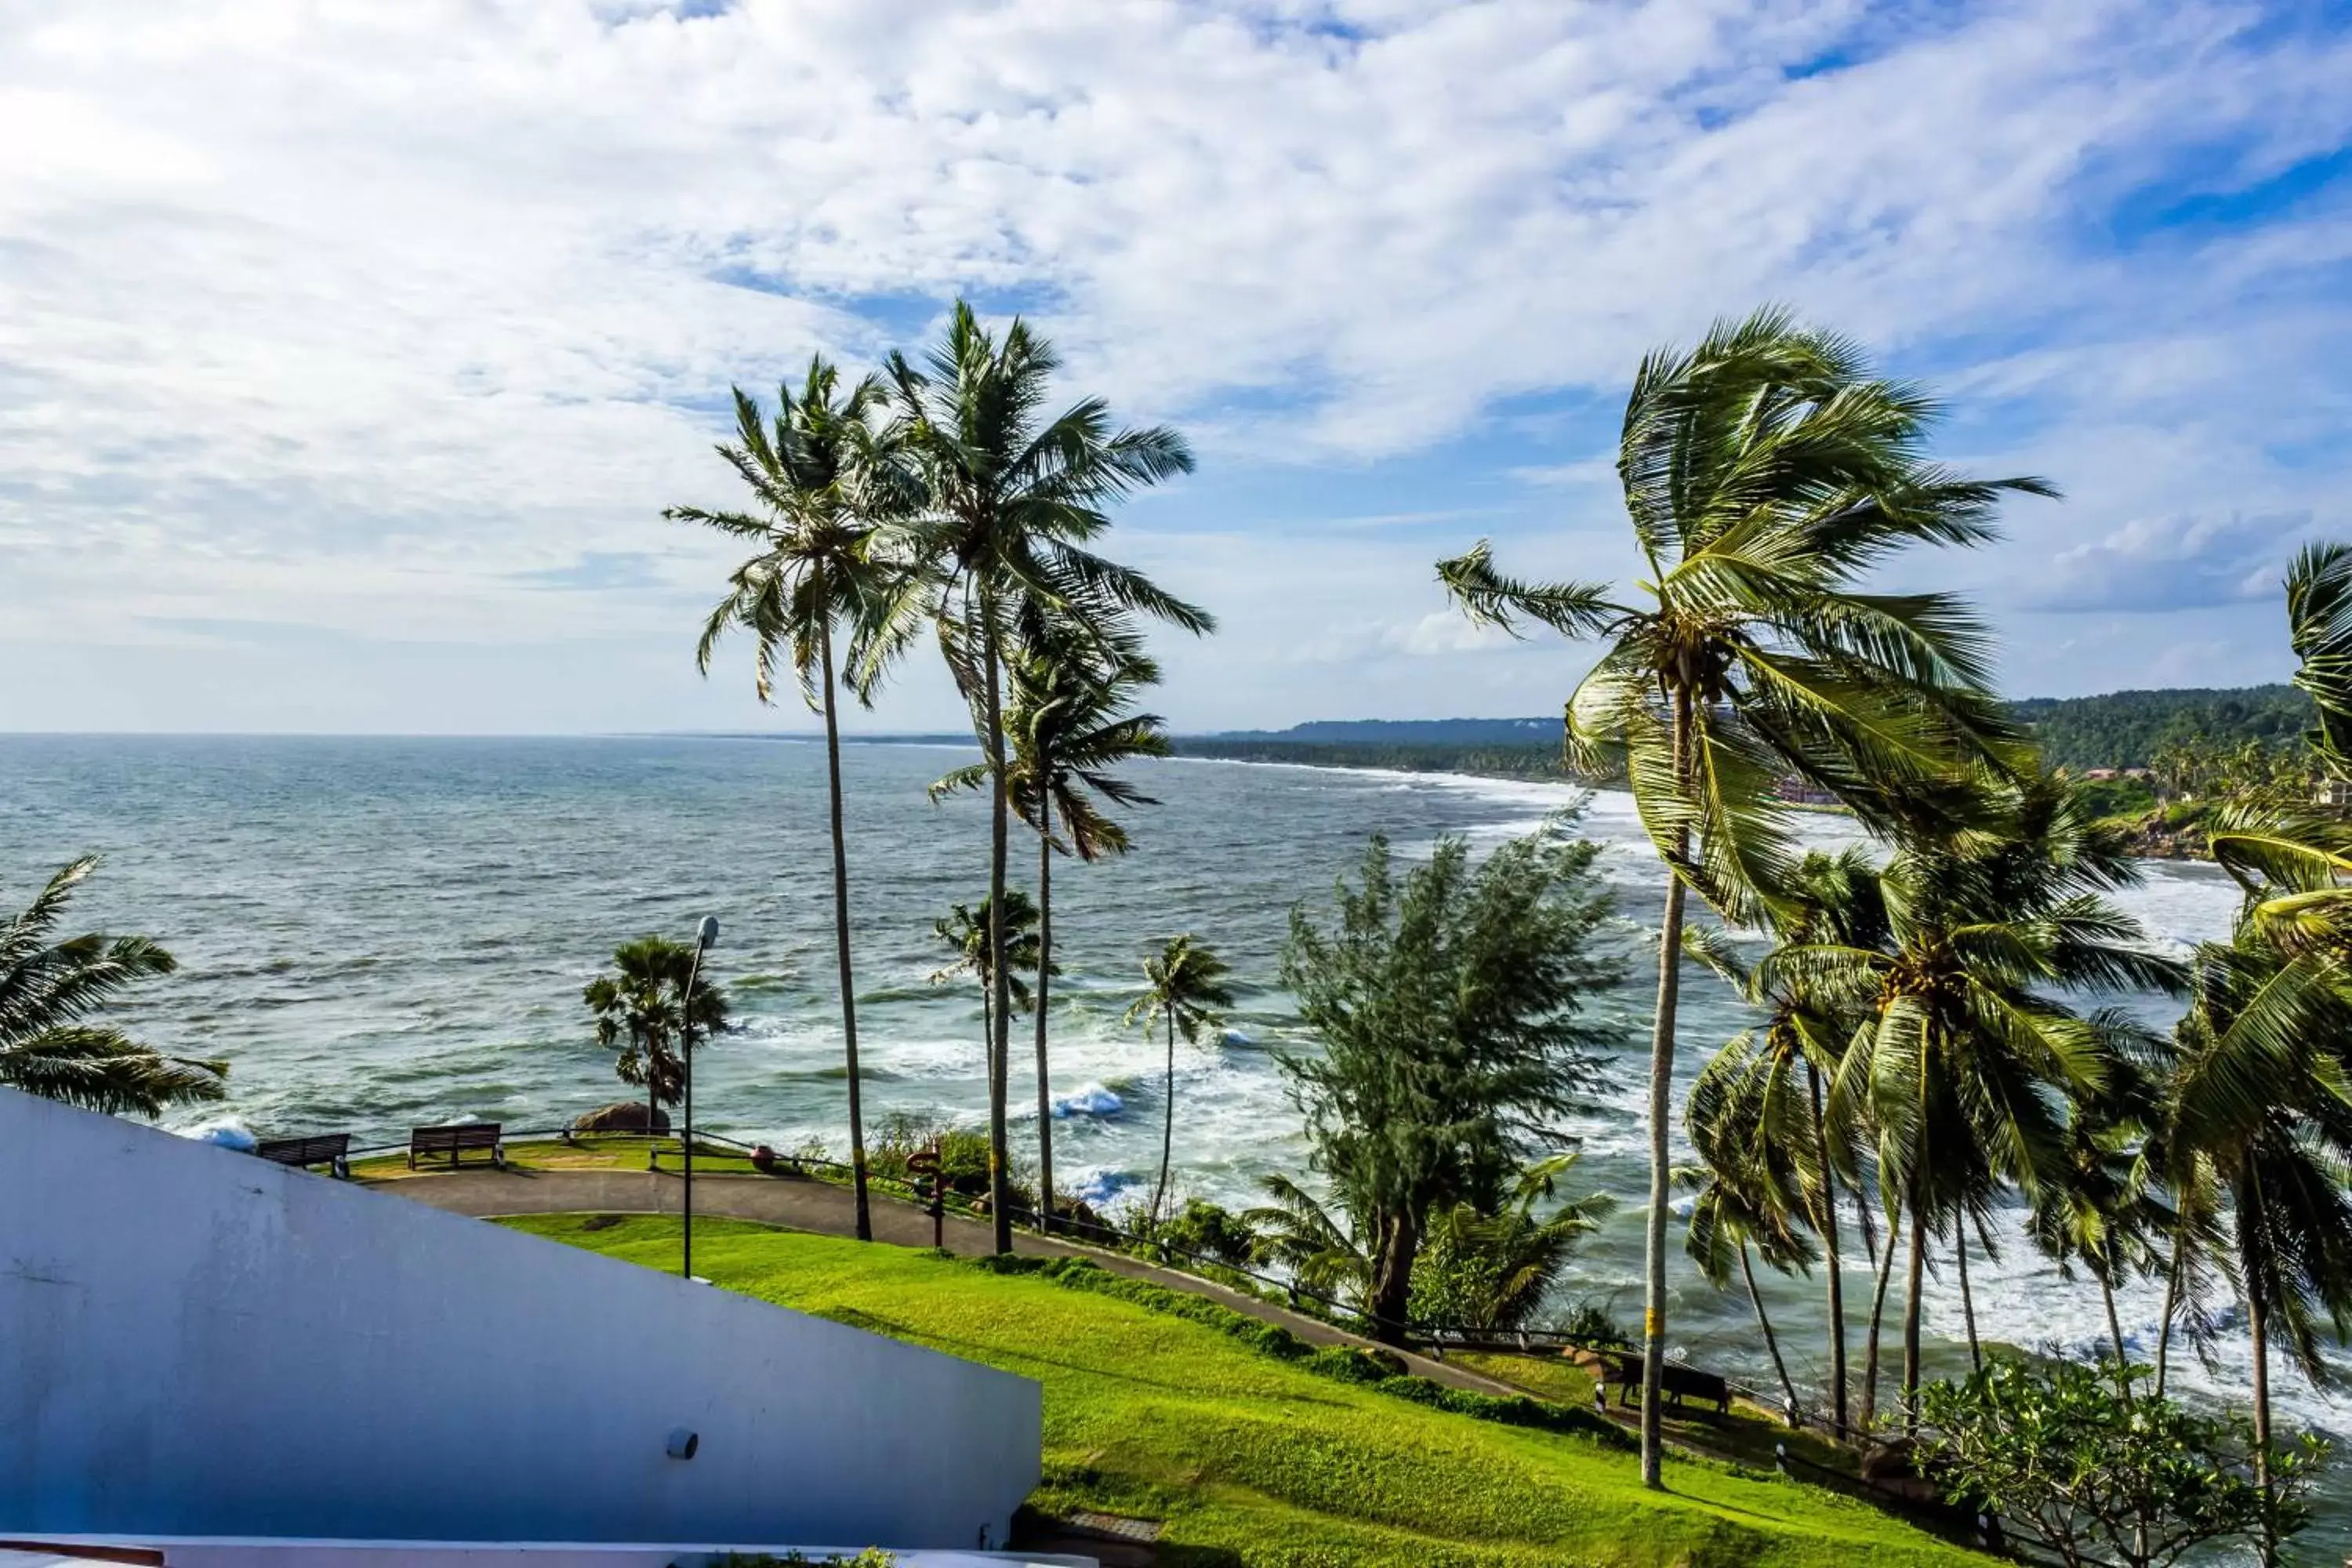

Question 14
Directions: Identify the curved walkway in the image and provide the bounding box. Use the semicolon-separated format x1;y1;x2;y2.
378;1164;1522;1398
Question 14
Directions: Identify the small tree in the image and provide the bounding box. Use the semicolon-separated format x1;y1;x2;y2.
1124;934;1234;1227
1410;1153;1614;1331
583;935;729;1133
1276;811;1618;1343
1918;1357;2327;1568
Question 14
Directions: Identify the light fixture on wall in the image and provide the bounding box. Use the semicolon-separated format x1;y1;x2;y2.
666;1428;699;1461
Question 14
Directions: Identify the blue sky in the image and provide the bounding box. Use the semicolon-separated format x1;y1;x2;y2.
1;0;2348;734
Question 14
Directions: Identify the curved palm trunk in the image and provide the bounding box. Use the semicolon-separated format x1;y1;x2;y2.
1033;831;1055;1235
1860;1196;1898;1431
1807;1062;1849;1440
1639;686;1694;1491
818;617;872;1243
982;602;1014;1255
1956;1225;1981;1373
1901;1203;1927;1436
1155;1011;1176;1226
1739;1241;1799;1420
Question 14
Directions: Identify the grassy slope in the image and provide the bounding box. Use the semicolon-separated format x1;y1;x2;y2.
506;1214;1980;1568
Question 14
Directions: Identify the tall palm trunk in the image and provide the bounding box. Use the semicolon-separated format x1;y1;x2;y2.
1155;1011;1176;1225
1956;1225;1981;1373
982;601;1014;1254
1033;830;1055;1234
1639;686;1693;1490
2154;1238;2183;1399
2098;1267;2131;1399
2245;1178;2277;1568
1807;1062;1849;1439
1739;1241;1799;1419
1901;1203;1928;1436
818;616;872;1243
1860;1202;1899;1431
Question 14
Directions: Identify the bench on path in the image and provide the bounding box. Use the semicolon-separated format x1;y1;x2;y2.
408;1122;505;1171
1573;1348;1730;1415
255;1132;351;1178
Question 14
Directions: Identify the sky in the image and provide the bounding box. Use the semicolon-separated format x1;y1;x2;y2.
2;0;2349;735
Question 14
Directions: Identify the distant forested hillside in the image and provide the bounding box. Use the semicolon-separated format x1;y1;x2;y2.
2007;685;2311;769
1174;687;2315;777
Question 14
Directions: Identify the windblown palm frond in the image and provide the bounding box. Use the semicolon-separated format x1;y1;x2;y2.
0;856;219;1118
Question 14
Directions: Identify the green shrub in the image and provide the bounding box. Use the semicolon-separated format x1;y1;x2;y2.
1155;1197;1260;1265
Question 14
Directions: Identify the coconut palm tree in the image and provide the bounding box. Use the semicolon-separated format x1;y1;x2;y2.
881;301;1213;1253
933;612;1168;1232
0;855;221;1118
583;935;730;1138
931;891;1051;1221
1125;935;1234;1227
1684;845;1889;1438
1682;1058;1818;1416
2162;928;2352;1566
1771;775;2187;1431
669;356;910;1242
1438;307;2046;1483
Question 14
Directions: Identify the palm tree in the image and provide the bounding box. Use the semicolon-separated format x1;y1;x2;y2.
1;855;222;1117
583;935;729;1137
1437;307;2045;1483
1683;1004;1827;1421
1124;934;1234;1227
669;356;908;1243
1684;846;1889;1438
882;301;1213;1253
931;891;1051;1221
2162;929;2352;1565
934;613;1168;1232
1772;775;2186;1431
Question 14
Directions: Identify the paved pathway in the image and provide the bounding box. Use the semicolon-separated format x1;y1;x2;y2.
378;1165;1521;1398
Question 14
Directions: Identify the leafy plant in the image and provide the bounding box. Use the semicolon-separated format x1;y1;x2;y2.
1273;813;1618;1343
1917;1357;2325;1568
0;855;221;1117
583;935;729;1132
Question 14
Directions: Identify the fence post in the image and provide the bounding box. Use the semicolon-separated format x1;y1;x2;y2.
1774;1441;1789;1478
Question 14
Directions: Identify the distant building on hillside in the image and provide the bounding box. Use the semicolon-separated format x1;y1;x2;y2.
2317;778;2352;809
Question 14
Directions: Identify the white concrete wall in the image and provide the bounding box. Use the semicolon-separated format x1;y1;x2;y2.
0;1091;1041;1549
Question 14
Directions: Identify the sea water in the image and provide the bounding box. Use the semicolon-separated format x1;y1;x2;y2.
1;733;2339;1548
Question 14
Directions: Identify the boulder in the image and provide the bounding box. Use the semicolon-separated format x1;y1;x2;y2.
574;1101;670;1134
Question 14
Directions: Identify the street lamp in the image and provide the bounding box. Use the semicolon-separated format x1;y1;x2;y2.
682;913;718;1279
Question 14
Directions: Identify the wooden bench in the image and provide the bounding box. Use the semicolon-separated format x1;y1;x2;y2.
408;1122;505;1171
1572;1348;1730;1415
255;1132;351;1178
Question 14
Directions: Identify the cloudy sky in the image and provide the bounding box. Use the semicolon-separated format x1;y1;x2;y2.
2;0;2347;734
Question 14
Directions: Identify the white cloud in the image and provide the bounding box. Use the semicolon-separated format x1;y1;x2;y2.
0;0;2347;728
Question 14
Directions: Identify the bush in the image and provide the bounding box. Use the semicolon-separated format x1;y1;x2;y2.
1556;1299;1633;1348
1917;1357;2328;1568
1155;1197;1259;1266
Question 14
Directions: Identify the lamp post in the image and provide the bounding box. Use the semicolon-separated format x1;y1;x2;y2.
681;913;718;1279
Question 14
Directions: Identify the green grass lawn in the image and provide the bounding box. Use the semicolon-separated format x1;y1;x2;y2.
504;1214;1982;1568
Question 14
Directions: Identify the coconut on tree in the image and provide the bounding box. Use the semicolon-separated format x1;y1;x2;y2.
668;356;909;1241
1437;307;2045;1484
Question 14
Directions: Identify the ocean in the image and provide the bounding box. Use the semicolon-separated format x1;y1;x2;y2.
2;732;2339;1547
